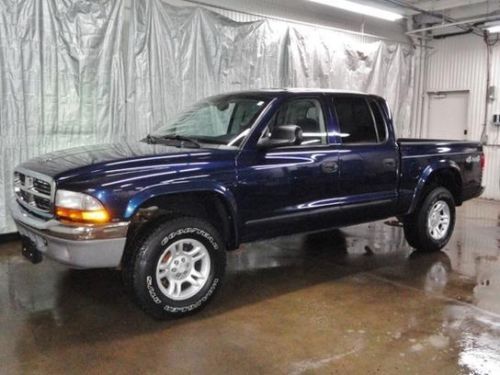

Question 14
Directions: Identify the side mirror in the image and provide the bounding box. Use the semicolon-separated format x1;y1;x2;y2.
257;125;303;149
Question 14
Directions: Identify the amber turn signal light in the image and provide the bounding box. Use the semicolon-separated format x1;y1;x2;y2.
55;207;110;224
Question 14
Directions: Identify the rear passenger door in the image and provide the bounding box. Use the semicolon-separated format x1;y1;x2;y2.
331;95;399;222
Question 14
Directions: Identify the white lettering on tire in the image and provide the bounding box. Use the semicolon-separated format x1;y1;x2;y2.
146;276;162;304
160;228;219;250
163;278;219;313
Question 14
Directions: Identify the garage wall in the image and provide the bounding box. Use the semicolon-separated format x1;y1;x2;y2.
0;0;127;235
172;0;409;43
129;1;415;133
425;34;500;200
0;0;415;234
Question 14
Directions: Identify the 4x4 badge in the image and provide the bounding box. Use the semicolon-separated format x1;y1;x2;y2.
466;155;480;163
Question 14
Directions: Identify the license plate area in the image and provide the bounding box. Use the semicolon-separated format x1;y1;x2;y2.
20;236;43;264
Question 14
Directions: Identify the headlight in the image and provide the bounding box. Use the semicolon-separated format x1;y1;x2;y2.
55;190;110;223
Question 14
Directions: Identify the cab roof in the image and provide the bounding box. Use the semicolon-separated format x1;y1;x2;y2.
220;88;375;97
261;88;367;95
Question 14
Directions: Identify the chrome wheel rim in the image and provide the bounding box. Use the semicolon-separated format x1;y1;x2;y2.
156;239;211;301
427;200;451;240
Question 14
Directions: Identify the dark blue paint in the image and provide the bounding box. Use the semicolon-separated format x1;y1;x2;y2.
17;90;484;249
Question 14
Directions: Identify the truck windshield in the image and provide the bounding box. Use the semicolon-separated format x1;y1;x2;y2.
151;95;269;147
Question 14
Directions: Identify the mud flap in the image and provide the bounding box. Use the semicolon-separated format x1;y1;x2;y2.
21;236;43;264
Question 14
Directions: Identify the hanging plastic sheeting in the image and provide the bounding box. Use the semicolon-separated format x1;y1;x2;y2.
129;1;414;136
127;1;290;137
0;0;415;234
286;26;414;136
0;0;127;234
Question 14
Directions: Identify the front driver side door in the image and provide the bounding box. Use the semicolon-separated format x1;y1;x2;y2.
236;95;342;241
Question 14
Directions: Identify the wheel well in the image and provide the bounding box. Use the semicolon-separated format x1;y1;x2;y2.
124;192;238;257
424;168;462;206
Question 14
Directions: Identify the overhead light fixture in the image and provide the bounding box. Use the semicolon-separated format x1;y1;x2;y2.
486;23;500;33
308;0;403;22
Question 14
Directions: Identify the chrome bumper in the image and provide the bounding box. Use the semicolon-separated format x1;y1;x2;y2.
10;198;129;269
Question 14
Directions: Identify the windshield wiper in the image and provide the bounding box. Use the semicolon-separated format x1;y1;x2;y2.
142;134;201;148
161;134;201;148
143;134;159;144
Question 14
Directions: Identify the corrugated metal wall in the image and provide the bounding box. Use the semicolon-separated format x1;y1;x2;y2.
483;146;500;199
426;34;500;200
426;34;488;141
490;42;500;146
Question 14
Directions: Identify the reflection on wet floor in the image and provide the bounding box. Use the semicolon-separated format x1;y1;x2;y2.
0;198;499;374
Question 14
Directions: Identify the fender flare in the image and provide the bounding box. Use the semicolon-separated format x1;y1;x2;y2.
124;182;239;248
408;160;462;214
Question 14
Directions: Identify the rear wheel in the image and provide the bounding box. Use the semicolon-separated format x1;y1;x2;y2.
123;217;226;319
403;187;456;252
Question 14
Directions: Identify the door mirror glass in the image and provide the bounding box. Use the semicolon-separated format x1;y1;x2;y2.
257;125;303;149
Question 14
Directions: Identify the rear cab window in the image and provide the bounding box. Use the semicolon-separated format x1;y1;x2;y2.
332;95;388;144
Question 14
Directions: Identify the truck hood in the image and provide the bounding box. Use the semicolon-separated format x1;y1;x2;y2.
17;142;234;180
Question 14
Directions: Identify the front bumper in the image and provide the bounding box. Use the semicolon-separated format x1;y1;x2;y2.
10;199;129;269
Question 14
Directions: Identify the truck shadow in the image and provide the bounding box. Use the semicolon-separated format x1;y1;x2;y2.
7;222;454;353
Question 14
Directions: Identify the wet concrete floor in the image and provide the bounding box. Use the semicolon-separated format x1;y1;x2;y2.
0;198;499;374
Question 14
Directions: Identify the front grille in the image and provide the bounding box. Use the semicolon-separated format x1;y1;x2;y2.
34;196;52;211
33;179;51;195
14;171;54;215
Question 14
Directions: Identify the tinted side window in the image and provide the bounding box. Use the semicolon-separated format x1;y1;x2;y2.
368;100;387;141
334;97;377;144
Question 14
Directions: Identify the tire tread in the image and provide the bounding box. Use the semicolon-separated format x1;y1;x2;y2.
122;216;225;319
403;186;455;252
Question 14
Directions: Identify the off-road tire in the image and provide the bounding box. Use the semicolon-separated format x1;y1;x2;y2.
122;217;226;319
403;187;456;252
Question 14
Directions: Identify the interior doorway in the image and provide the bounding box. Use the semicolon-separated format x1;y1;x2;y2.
426;91;469;140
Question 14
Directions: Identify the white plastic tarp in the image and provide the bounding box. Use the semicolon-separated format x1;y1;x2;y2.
0;0;414;234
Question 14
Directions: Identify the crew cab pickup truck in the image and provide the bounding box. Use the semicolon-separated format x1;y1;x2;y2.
10;89;484;318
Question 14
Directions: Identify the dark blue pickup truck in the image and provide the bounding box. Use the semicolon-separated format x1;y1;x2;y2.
10;89;484;318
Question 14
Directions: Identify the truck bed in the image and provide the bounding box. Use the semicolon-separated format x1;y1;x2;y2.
397;138;474;143
397;138;483;212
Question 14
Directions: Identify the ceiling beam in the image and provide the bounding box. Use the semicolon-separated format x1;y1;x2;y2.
412;0;489;12
406;15;492;34
382;0;485;35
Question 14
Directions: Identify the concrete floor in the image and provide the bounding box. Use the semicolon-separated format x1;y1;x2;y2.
0;199;499;374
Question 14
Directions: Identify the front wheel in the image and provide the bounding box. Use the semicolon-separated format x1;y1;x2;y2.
123;217;226;319
403;187;456;252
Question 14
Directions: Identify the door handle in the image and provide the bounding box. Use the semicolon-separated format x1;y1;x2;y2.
321;160;338;174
